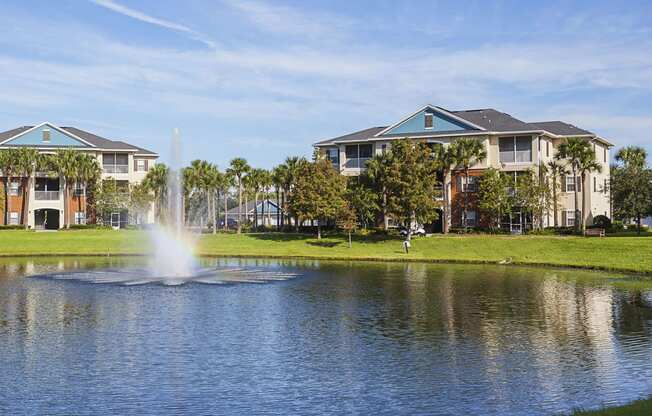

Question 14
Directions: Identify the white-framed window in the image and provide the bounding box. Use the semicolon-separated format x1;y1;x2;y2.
75;211;86;225
424;113;434;129
499;136;532;163
564;210;575;227
325;148;339;167
461;175;479;192
9;212;19;225
381;144;387;154
603;147;607;163
463;210;477;227
546;140;550;158
135;159;149;172
9;181;20;196
565;175;581;193
42;128;51;143
73;182;85;197
344;144;373;168
593;177;597;192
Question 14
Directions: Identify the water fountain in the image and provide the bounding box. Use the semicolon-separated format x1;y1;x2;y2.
30;129;299;286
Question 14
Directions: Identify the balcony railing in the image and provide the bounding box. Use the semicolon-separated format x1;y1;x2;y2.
35;191;60;200
103;164;128;174
344;157;370;169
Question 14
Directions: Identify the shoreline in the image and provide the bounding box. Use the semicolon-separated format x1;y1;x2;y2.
0;250;648;277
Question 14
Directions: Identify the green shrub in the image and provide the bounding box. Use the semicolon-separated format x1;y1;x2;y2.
611;220;625;232
591;215;611;229
0;225;25;230
67;224;112;230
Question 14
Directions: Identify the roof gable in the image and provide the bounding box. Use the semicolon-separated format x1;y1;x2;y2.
0;122;92;148
378;106;482;137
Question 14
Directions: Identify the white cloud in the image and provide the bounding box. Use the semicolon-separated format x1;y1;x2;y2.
90;0;217;48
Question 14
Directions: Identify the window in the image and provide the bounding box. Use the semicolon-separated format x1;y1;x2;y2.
325;148;339;167
463;210;476;227
42;129;50;143
460;175;478;192
593;177;597;192
604;178;608;193
359;144;373;158
135;159;148;172
9;181;20;196
603;147;607;163
381;144;387;154
73;182;85;197
546;141;550;158
499;136;532;163
75;211;86;225
565;175;581;193
424;113;434;129
9;212;19;225
564;210;575;227
103;153;128;173
344;144;373;168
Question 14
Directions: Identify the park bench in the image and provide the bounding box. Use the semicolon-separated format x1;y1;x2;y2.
584;228;605;237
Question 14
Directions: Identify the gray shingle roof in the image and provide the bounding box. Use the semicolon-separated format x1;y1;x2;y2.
528;121;593;136
0;124;157;155
451;108;536;131
314;126;387;145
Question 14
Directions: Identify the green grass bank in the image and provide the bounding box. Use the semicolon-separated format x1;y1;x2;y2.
0;229;651;274
571;398;652;415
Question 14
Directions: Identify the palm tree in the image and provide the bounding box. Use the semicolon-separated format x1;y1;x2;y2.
365;153;392;230
75;154;101;225
54;149;80;229
546;159;569;228
244;168;265;231
142;163;169;222
449;138;487;227
15;148;39;229
615;146;647;169
555;137;592;232
0;149;21;225
259;169;273;228
204;164;223;234
227;158;250;234
283;156;307;231
433;145;456;233
221;171;234;231
272;164;288;230
578;152;602;232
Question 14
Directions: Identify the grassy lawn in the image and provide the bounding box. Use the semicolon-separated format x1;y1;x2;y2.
0;229;651;274
571;398;652;415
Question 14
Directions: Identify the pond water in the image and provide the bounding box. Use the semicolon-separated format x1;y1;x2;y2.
0;257;651;415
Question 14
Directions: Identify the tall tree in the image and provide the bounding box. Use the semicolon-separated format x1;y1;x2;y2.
221;171;235;231
227;158;250;234
15;148;39;228
577;152;602;232
612;147;652;235
615;146;647;169
364;153;392;230
289;159;348;239
433;145;456;234
244;168;266;231
345;177;379;229
204;164;223;234
75;154;101;225
555;137;592;232
384;139;441;240
515;168;552;231
54;149;80;229
142;163;168;222
259;169;273;228
546;160;569;227
449;138;487;227
283;156;308;231
477;168;512;231
272;164;288;229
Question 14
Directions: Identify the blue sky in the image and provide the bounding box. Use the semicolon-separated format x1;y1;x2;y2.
0;0;651;168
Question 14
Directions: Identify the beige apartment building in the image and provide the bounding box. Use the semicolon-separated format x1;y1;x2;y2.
0;122;158;229
314;105;612;233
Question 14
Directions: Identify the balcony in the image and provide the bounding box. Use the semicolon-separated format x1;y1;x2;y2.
103;164;128;174
344;157;370;169
35;191;60;200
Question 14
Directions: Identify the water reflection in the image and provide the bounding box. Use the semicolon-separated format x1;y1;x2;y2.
0;258;651;415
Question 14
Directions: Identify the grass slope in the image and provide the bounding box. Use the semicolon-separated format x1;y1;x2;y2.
572;398;652;415
0;230;650;274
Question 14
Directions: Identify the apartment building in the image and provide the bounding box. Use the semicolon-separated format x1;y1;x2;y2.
0;122;158;229
314;105;612;233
